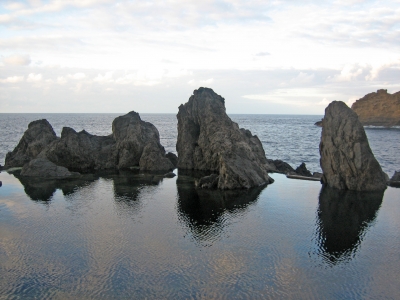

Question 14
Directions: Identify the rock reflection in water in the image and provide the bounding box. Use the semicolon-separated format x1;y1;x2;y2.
15;173;99;201
108;171;164;214
14;170;164;203
316;185;384;265
177;170;265;244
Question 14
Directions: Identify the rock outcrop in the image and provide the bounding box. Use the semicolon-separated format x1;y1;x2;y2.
295;162;312;177
319;101;387;191
42;127;117;172
351;89;400;126
20;157;80;179
6;111;175;174
4;119;57;168
389;171;400;187
176;87;274;189
267;159;294;174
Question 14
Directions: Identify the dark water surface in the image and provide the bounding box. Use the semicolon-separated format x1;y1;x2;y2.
0;114;399;299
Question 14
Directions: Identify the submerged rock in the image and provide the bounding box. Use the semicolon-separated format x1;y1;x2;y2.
5;119;57;168
176;87;274;189
20;157;80;179
319;101;387;191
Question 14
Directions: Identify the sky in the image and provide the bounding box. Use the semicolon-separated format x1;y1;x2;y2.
0;0;399;114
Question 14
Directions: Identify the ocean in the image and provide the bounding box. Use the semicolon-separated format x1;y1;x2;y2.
0;113;399;299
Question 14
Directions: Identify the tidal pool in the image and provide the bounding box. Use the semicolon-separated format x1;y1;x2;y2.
0;170;399;299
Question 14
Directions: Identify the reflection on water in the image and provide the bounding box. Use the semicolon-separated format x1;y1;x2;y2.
316;185;384;265
1;170;399;299
176;170;265;245
15;173;99;201
14;170;164;202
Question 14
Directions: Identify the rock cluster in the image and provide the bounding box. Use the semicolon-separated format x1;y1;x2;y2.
176;87;274;189
5;111;176;177
351;89;400;126
320;101;388;191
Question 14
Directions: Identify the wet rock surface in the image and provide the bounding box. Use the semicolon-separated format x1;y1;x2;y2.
176;87;274;189
5;119;57;168
320;101;388;191
20;157;80;179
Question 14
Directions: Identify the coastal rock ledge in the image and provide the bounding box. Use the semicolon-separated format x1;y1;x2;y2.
351;89;400;126
319;101;387;191
176;87;274;189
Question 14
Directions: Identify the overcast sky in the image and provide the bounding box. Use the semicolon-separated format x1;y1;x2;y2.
1;0;399;114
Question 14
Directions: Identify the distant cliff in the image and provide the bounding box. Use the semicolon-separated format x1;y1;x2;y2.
351;89;400;126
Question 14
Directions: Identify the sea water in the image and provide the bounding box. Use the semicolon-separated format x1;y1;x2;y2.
0;113;399;299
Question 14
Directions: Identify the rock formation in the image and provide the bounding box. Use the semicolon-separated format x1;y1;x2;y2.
389;171;400;187
319;101;388;191
20;157;80;179
267;159;294;174
4;119;57;168
295;162;312;177
6;111;175;174
351;89;400;126
176;87;274;189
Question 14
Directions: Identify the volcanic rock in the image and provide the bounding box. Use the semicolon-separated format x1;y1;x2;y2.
267;159;294;174
314;119;323;127
8;111;174;174
176;87;274;189
295;162;312;177
42;127;117;172
20;157;80;179
351;89;400;126
112;111;173;171
389;171;400;187
5;119;57;168
166;152;178;168
390;171;400;181
319;101;387;191
43;111;174;172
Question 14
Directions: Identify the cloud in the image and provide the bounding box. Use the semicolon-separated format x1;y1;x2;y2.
67;73;86;80
327;64;367;82
0;76;24;83
255;52;270;56
93;72;114;83
2;54;31;66
27;73;42;82
290;72;315;84
188;78;214;86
